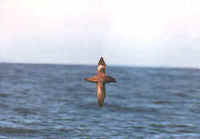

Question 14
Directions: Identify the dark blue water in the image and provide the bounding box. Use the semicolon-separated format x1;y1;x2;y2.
0;63;200;139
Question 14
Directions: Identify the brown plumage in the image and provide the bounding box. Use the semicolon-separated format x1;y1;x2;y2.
85;57;116;107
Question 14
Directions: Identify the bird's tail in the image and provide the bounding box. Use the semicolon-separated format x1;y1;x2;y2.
98;91;105;107
97;82;106;107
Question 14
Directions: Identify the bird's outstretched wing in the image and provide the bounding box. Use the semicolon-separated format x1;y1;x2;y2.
104;76;116;83
84;75;98;83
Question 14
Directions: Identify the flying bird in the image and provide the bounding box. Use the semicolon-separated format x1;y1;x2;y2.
85;57;116;107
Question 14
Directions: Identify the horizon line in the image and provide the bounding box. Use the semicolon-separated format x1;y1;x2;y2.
0;61;199;70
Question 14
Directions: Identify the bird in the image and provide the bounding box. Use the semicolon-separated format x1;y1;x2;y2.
85;57;116;107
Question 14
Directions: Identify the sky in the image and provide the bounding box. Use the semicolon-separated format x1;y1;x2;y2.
0;0;200;67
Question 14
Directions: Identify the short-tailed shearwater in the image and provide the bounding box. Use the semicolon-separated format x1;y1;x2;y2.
85;57;116;107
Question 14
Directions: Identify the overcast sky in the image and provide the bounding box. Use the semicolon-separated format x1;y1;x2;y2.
0;0;200;67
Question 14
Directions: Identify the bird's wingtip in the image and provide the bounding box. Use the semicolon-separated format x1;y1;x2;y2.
98;57;106;66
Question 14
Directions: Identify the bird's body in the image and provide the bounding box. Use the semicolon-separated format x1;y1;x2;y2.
85;57;116;107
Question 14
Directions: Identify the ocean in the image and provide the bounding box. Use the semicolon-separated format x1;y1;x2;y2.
0;63;200;139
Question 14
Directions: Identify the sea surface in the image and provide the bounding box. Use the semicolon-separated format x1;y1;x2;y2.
0;63;200;139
